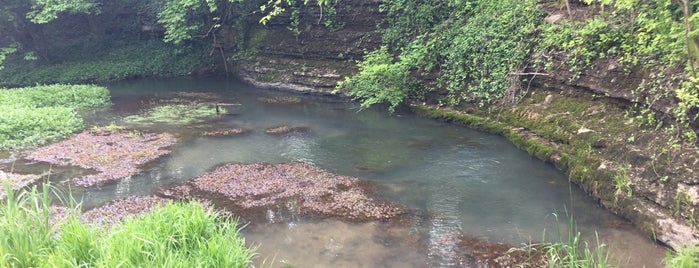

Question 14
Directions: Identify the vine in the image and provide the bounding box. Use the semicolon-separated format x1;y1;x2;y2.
339;0;542;109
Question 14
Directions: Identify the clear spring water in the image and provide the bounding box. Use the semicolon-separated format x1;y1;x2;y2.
13;77;666;267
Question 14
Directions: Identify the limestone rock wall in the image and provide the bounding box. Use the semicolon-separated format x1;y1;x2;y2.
232;0;382;94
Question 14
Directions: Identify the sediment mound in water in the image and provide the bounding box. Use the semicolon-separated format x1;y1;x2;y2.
202;127;252;137
27;129;177;187
81;195;168;227
162;162;403;221
0;170;41;199
256;96;302;105
264;125;310;135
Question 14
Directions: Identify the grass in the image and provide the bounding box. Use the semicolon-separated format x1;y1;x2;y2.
0;183;255;267
541;219;612;268
666;243;699;268
510;213;614;268
0;84;111;149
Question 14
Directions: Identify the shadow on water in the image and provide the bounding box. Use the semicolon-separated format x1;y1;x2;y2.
1;77;666;267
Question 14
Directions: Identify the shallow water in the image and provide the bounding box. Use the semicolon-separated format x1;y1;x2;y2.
5;77;665;267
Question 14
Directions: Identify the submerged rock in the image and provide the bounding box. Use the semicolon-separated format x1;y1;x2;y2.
202;127;252;137
170;92;224;103
0;170;41;199
27;130;177;187
264;125;310;135
256;96;303;105
165;162;403;221
123;103;225;126
81;195;168;227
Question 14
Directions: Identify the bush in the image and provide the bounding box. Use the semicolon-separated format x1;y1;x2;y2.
337;46;413;112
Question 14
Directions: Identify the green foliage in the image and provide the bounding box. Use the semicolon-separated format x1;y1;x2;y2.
0;47;17;71
26;0;99;24
340;0;542;109
0;183;58;267
0;40;207;87
438;0;540;104
80;202;254;268
0;106;83;149
0;84;110;149
665;243;699;268
0;184;255;268
540;0;685;71
259;0;333;25
676;78;699;124
613;166;632;198
124;104;225;126
337;46;413;112
0;84;110;109
378;0;450;48
517;214;615;268
157;0;220;44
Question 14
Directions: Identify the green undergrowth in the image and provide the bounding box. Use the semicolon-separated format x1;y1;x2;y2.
0;40;209;87
0;84;110;149
123;104;226;126
0;183;255;267
338;0;542;110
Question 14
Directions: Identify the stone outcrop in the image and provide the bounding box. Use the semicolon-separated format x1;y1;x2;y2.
231;0;382;95
528;60;699;250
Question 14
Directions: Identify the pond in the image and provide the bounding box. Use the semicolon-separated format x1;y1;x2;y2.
3;77;665;267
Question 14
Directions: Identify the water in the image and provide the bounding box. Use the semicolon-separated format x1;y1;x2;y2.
5;77;665;267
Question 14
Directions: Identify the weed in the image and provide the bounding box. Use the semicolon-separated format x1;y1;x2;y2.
613;166;632;198
517;213;614;268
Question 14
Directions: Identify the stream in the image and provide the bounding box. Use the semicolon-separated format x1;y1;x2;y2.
4;77;665;267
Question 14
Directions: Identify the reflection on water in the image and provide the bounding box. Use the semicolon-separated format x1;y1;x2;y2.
3;77;665;267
